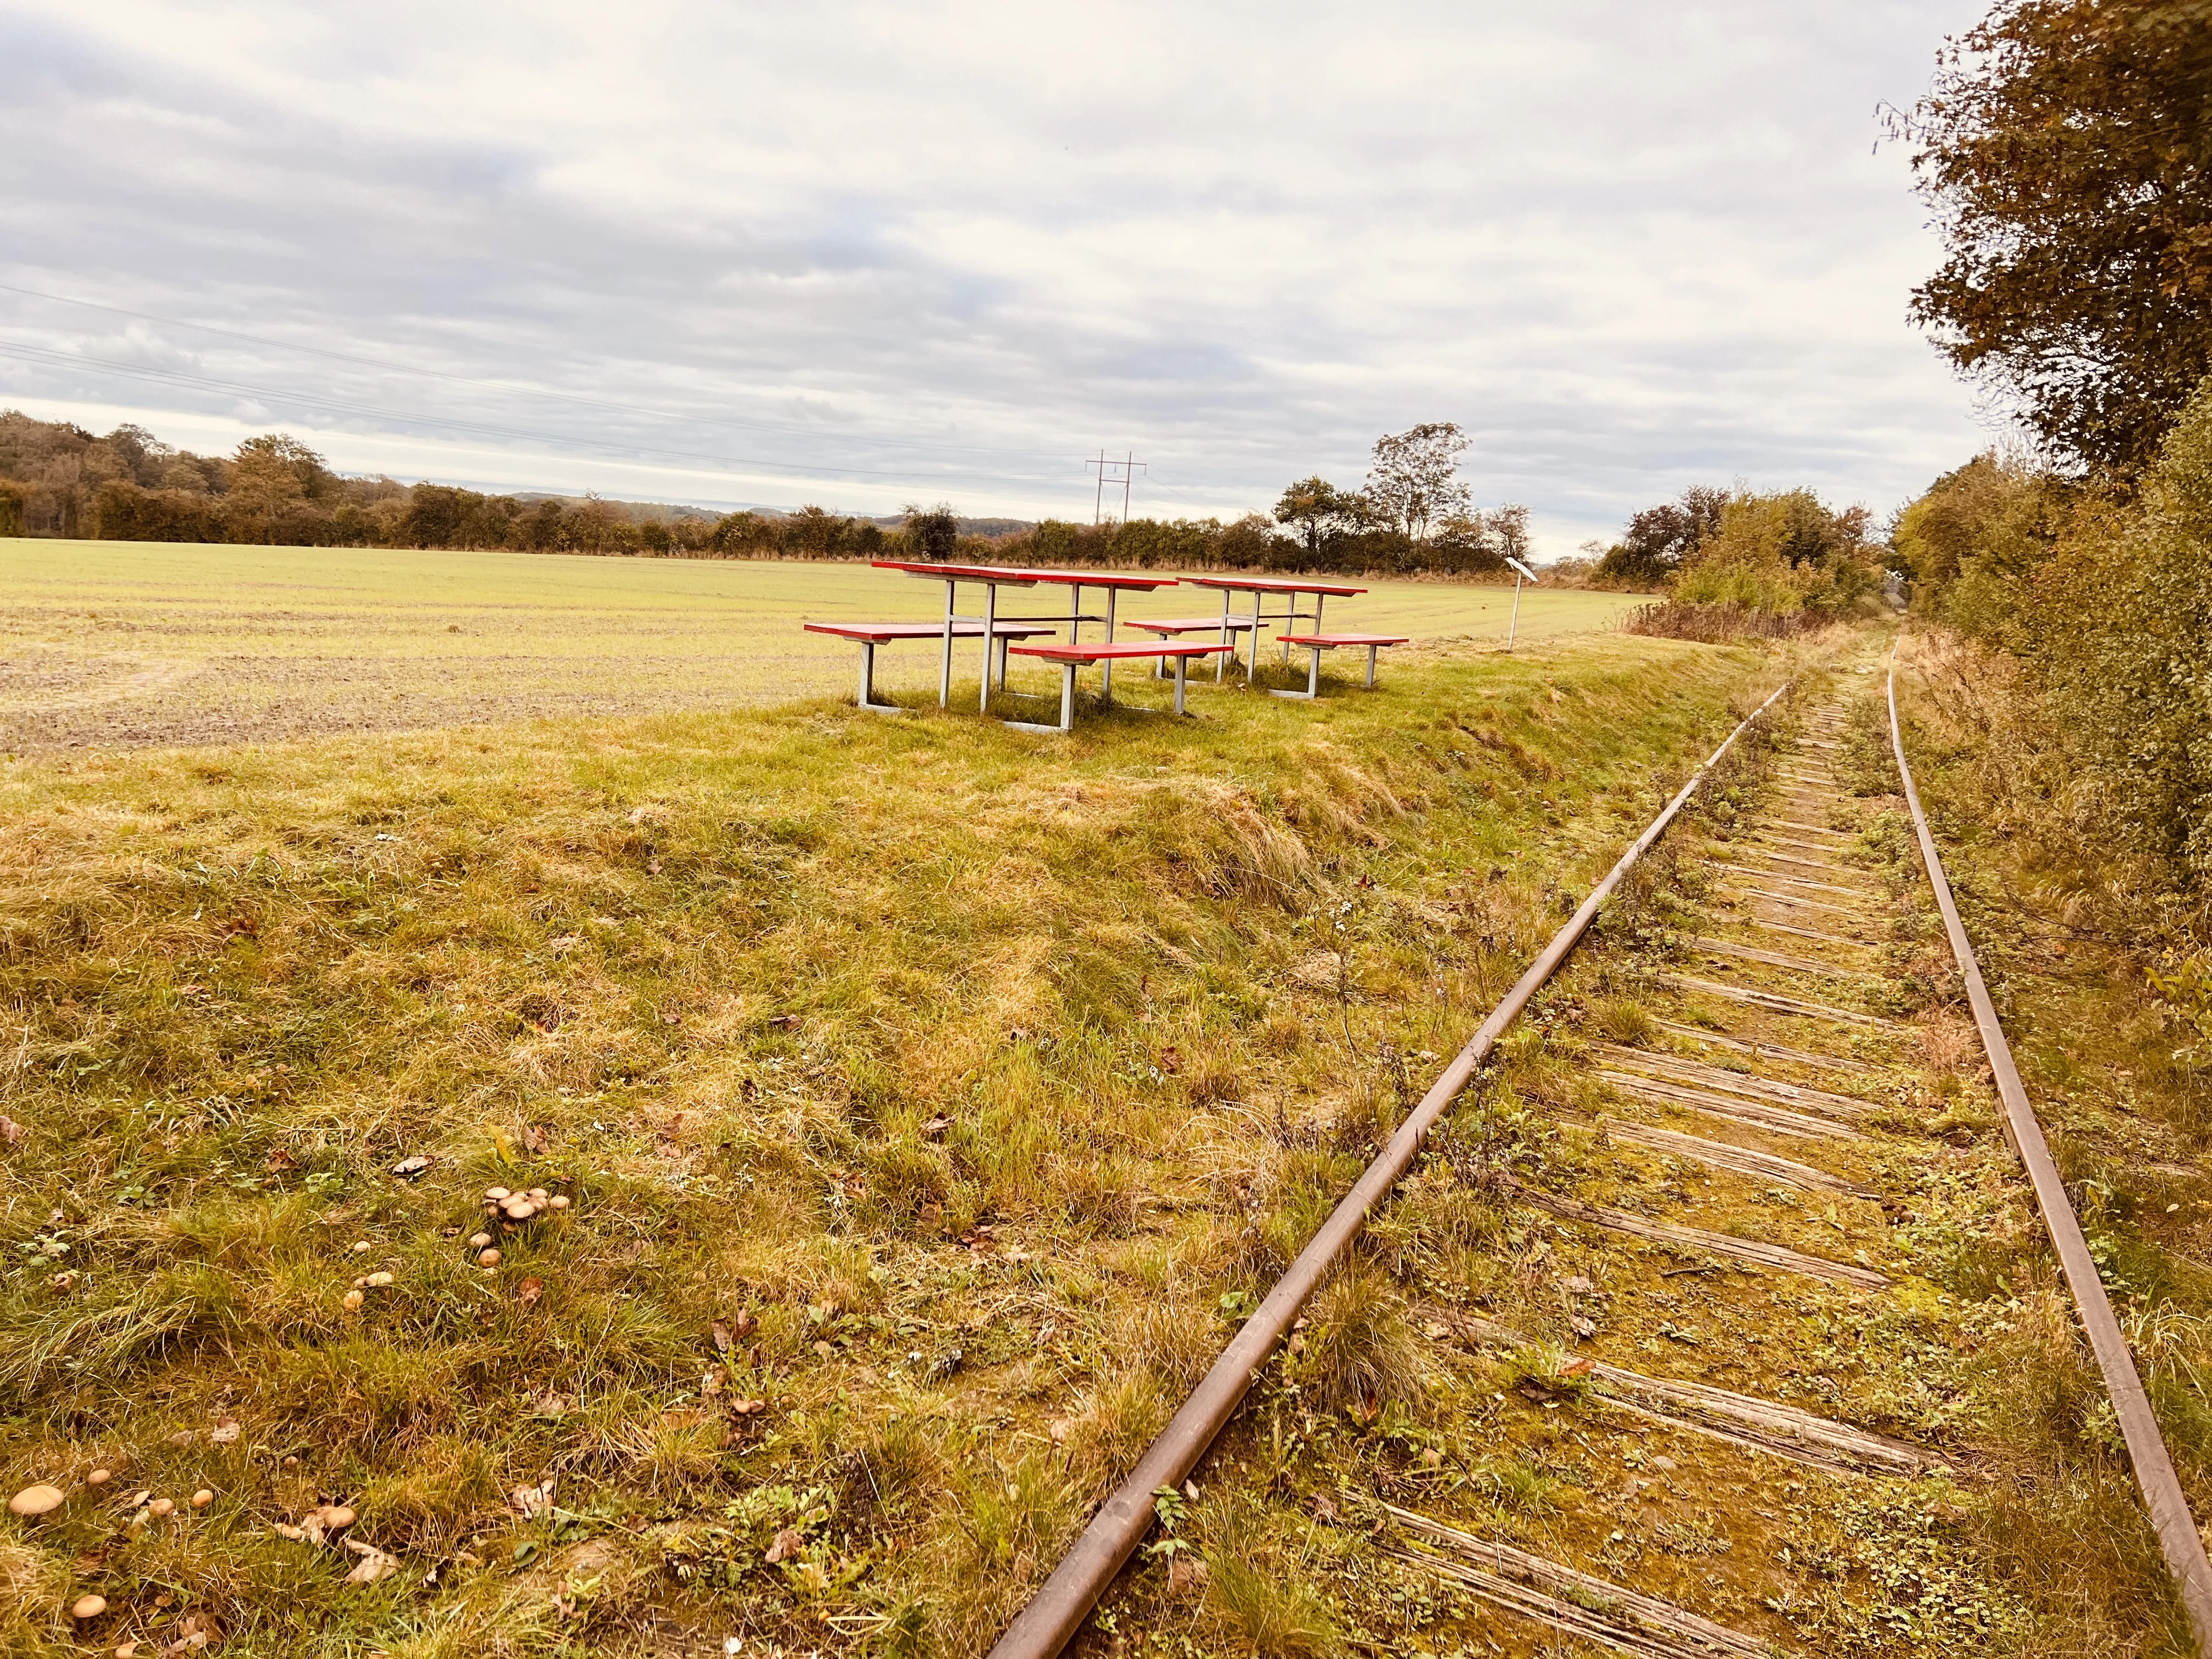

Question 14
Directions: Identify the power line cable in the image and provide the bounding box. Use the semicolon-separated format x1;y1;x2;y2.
0;280;1110;471
0;338;1093;491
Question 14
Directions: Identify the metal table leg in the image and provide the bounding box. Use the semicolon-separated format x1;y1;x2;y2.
1172;651;1190;715
859;640;874;708
1102;589;1118;703
979;583;998;713
1365;644;1378;688
938;579;956;708
1059;662;1076;732
1215;590;1230;681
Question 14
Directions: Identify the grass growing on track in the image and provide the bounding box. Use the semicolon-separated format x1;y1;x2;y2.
1105;645;2200;1659
0;631;1765;1658
0;538;1644;750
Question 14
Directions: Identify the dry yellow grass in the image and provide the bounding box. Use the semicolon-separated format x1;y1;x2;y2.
0;628;1771;1656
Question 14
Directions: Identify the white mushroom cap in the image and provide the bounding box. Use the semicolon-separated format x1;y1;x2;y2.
7;1484;64;1517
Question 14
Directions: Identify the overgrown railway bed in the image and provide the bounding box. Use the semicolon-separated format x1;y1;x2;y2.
1009;664;2211;1658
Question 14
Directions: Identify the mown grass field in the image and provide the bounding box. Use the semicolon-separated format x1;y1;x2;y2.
0;621;1790;1658
0;540;1644;751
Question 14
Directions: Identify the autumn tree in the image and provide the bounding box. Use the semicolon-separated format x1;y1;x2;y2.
1899;0;2212;474
1272;476;1370;555
1594;486;1728;588
1365;422;1471;540
902;502;960;562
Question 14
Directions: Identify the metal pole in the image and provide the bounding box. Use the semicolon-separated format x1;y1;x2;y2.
1093;452;1105;526
1507;571;1523;650
859;640;874;709
1172;651;1188;716
1216;590;1230;682
983;680;1794;1659
1365;644;1378;689
1247;589;1262;682
1059;662;1075;732
1306;646;1320;698
1122;450;1133;523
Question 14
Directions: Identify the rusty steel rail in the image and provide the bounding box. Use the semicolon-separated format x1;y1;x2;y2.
1888;645;2212;1656
985;679;1795;1659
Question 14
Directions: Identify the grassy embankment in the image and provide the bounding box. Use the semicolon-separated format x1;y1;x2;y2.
0;627;1779;1658
0;539;1643;751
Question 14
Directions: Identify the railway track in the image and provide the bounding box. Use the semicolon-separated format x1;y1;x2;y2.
990;661;2212;1658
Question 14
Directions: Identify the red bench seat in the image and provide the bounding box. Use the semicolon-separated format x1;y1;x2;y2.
805;619;1058;712
1003;641;1234;731
1272;631;1410;698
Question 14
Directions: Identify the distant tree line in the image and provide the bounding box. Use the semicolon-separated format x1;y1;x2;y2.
0;411;1539;580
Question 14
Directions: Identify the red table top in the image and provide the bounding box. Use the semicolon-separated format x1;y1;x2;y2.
1188;574;1368;597
870;560;1179;591
871;560;1039;584
1278;631;1410;647
804;620;1059;644
1009;641;1234;664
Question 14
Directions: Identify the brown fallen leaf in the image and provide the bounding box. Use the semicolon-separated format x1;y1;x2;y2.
208;1419;240;1444
764;1526;804;1565
264;1147;298;1172
0;1116;25;1146
511;1480;556;1519
520;1124;549;1155
710;1319;733;1355
730;1310;756;1339
343;1538;400;1584
921;1115;952;1141
391;1155;432;1178
515;1278;544;1308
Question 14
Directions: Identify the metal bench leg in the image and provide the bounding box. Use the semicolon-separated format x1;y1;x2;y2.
1247;592;1262;681
1216;592;1230;681
1366;644;1378;688
855;641;902;714
1308;645;1322;697
1059;662;1076;732
1173;652;1189;716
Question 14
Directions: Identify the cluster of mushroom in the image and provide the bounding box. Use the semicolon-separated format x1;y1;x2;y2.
473;1184;567;1266
341;1270;394;1314
12;1475;214;1630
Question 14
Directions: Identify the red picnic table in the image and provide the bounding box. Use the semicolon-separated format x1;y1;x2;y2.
870;561;1182;711
803;619;1060;714
1184;574;1369;682
1003;640;1235;733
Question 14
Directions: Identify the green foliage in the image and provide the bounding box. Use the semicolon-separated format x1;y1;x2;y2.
1900;0;2212;475
1891;451;2062;628
2003;380;2212;877
1668;488;1879;614
1593;484;1727;589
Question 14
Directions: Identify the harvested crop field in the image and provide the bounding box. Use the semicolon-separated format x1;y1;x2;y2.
0;540;1643;752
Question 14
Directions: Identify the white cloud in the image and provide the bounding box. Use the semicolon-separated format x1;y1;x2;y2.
0;0;1994;555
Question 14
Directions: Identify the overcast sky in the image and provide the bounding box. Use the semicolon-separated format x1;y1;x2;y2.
0;0;1994;554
